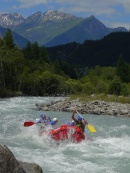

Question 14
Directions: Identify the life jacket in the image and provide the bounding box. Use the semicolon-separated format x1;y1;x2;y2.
75;120;85;132
50;121;56;125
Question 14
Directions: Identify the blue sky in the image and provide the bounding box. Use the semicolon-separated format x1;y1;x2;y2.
0;0;130;30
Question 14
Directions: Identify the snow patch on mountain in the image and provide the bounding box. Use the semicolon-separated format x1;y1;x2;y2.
0;13;25;27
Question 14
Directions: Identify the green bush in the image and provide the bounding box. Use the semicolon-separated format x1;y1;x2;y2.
82;82;95;95
64;79;82;94
95;80;108;93
0;88;13;97
120;84;129;96
108;77;122;95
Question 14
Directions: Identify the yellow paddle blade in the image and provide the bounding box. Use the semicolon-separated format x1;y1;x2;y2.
88;124;96;133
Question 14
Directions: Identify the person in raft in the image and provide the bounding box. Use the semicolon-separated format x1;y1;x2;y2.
36;112;51;125
72;109;87;132
70;120;75;126
50;118;58;125
48;118;58;129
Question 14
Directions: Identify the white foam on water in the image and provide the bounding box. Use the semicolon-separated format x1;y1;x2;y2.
0;97;130;173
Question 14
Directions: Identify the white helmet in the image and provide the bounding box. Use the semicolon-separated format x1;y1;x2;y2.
53;118;58;122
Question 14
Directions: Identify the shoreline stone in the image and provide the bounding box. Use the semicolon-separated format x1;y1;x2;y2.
0;144;43;173
35;98;130;117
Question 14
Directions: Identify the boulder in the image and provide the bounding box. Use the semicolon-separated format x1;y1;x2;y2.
19;161;43;173
0;144;43;173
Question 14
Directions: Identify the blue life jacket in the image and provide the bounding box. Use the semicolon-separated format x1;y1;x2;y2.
70;122;75;126
50;121;56;125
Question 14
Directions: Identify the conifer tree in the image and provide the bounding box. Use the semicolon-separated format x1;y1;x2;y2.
32;42;39;60
116;55;130;83
3;29;15;49
22;41;32;59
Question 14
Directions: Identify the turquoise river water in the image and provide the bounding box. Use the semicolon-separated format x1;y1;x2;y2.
0;97;130;173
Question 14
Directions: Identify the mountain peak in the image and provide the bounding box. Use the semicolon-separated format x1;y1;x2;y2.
88;15;95;19
44;10;55;15
0;13;25;27
86;15;99;22
25;11;44;23
43;10;78;21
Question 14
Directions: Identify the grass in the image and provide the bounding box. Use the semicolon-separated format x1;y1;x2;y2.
70;93;130;104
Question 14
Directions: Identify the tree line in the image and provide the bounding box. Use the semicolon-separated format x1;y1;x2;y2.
47;31;130;68
0;29;130;97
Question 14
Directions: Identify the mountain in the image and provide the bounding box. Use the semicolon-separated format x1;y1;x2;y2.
0;11;128;48
46;15;111;47
108;27;127;32
13;11;83;45
0;13;25;28
0;26;29;48
13;11;127;47
46;15;128;47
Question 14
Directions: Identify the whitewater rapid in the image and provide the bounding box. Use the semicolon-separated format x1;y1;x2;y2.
0;97;130;173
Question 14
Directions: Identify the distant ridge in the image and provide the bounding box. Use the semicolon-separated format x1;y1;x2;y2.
0;10;128;48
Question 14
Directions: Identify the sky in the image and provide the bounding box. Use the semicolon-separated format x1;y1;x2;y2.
0;0;130;30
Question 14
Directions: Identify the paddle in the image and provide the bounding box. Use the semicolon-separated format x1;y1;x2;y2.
24;121;36;127
76;110;96;133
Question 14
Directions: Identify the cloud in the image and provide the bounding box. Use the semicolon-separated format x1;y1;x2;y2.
121;0;130;12
16;0;48;8
14;0;130;15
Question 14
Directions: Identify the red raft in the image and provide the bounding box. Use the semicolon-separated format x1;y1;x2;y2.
50;124;85;143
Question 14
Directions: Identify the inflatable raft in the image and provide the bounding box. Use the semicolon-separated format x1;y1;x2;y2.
50;124;85;143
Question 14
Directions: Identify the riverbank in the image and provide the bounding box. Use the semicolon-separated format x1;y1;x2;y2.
35;97;130;117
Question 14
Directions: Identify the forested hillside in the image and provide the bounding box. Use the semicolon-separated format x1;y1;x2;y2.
47;31;130;67
0;29;130;98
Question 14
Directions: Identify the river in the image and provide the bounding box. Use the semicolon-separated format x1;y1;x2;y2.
0;96;130;173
